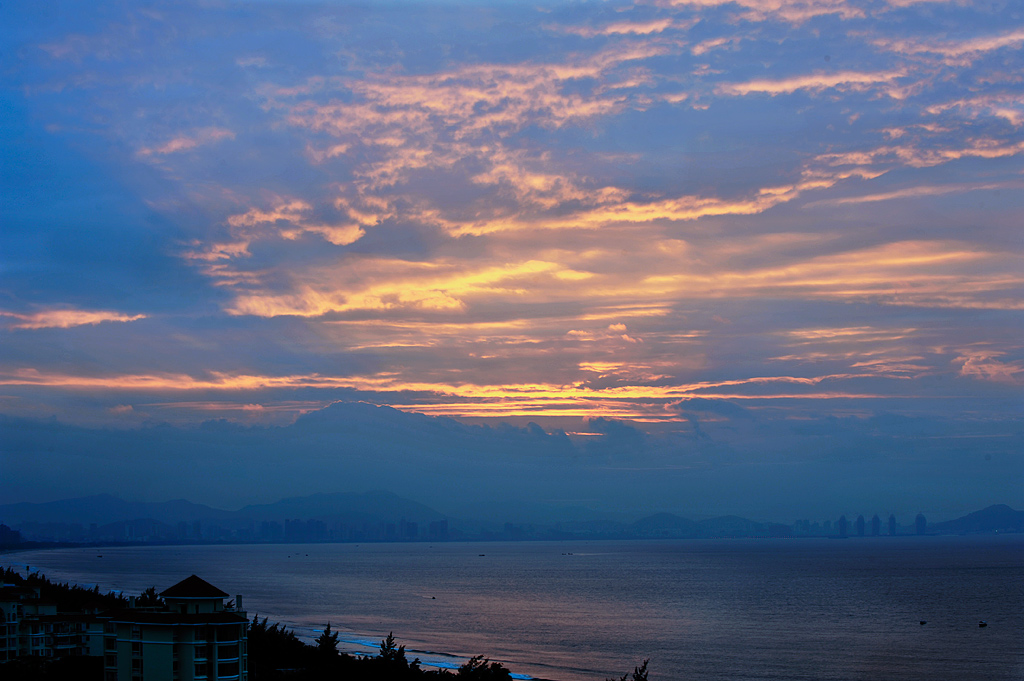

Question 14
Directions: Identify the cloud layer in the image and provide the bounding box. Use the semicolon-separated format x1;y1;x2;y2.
1;0;1021;514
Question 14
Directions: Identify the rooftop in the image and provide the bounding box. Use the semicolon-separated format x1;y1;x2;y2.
160;575;229;599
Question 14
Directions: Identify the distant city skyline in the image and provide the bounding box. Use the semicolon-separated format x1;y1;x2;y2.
5;488;1021;543
2;1;1022;518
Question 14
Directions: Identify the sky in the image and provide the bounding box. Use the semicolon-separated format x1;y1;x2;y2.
1;0;1022;521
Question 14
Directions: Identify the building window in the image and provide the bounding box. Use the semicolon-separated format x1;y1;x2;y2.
105;654;117;668
195;645;208;660
131;625;142;640
194;662;207;678
219;661;239;677
132;641;142;656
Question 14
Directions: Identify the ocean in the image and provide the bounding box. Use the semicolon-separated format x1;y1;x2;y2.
8;536;1023;681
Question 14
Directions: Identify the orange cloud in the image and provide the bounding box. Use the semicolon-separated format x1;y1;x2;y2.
926;95;1024;127
815;138;1024;170
660;0;865;23
567;323;643;344
468;148;618;210
214;226;1020;324
319;305;674;352
137;127;234;157
783;326;918;342
638;239;1024;310
276;42;669;192
807;181;1022;206
2;309;147;330
717;70;904;97
873;28;1024;64
956;349;1024;384
283;47;659;140
427;171;865;236
227;198;369;246
559;19;679;38
691;37;740;55
0;367;879;397
226;258;594;317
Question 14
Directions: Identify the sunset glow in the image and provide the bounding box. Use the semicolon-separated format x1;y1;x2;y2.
2;0;1022;515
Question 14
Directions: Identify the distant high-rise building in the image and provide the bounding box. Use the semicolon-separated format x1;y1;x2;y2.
855;515;865;537
400;520;418;539
871;514;881;536
428;519;449;540
888;514;897;536
838;515;848;538
915;513;927;535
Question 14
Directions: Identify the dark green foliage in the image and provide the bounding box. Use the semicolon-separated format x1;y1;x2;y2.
315;622;339;655
245;622;520;681
455;655;513;680
0;566;127;612
137;585;164;607
363;631;424;680
608;659;649;681
248;615;315;680
379;631;407;663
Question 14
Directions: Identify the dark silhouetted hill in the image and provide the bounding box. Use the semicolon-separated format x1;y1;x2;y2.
0;491;449;543
632;513;790;538
931;504;1023;534
236;491;445;524
0;494;233;526
632;512;697;537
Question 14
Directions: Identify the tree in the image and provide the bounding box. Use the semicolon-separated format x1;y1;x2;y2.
315;622;339;655
379;632;407;665
608;659;649;681
138;586;164;608
456;656;512;680
247;614;312;680
370;632;423;679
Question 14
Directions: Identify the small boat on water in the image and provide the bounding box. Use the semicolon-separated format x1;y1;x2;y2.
979;621;988;628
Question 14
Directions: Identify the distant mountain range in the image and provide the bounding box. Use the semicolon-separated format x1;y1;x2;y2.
1;493;1020;543
0;491;442;528
630;512;792;538
0;494;234;526
235;491;445;525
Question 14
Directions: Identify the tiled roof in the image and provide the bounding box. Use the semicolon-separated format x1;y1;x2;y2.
160;575;229;599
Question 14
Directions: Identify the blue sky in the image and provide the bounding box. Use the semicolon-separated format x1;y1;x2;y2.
1;0;1021;518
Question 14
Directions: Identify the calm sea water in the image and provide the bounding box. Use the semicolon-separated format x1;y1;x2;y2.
8;537;1023;681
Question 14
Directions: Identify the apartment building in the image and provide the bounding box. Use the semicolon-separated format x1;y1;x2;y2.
0;582;104;661
103;575;248;681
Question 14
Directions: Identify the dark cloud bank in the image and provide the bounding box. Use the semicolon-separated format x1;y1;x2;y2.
2;402;1019;523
